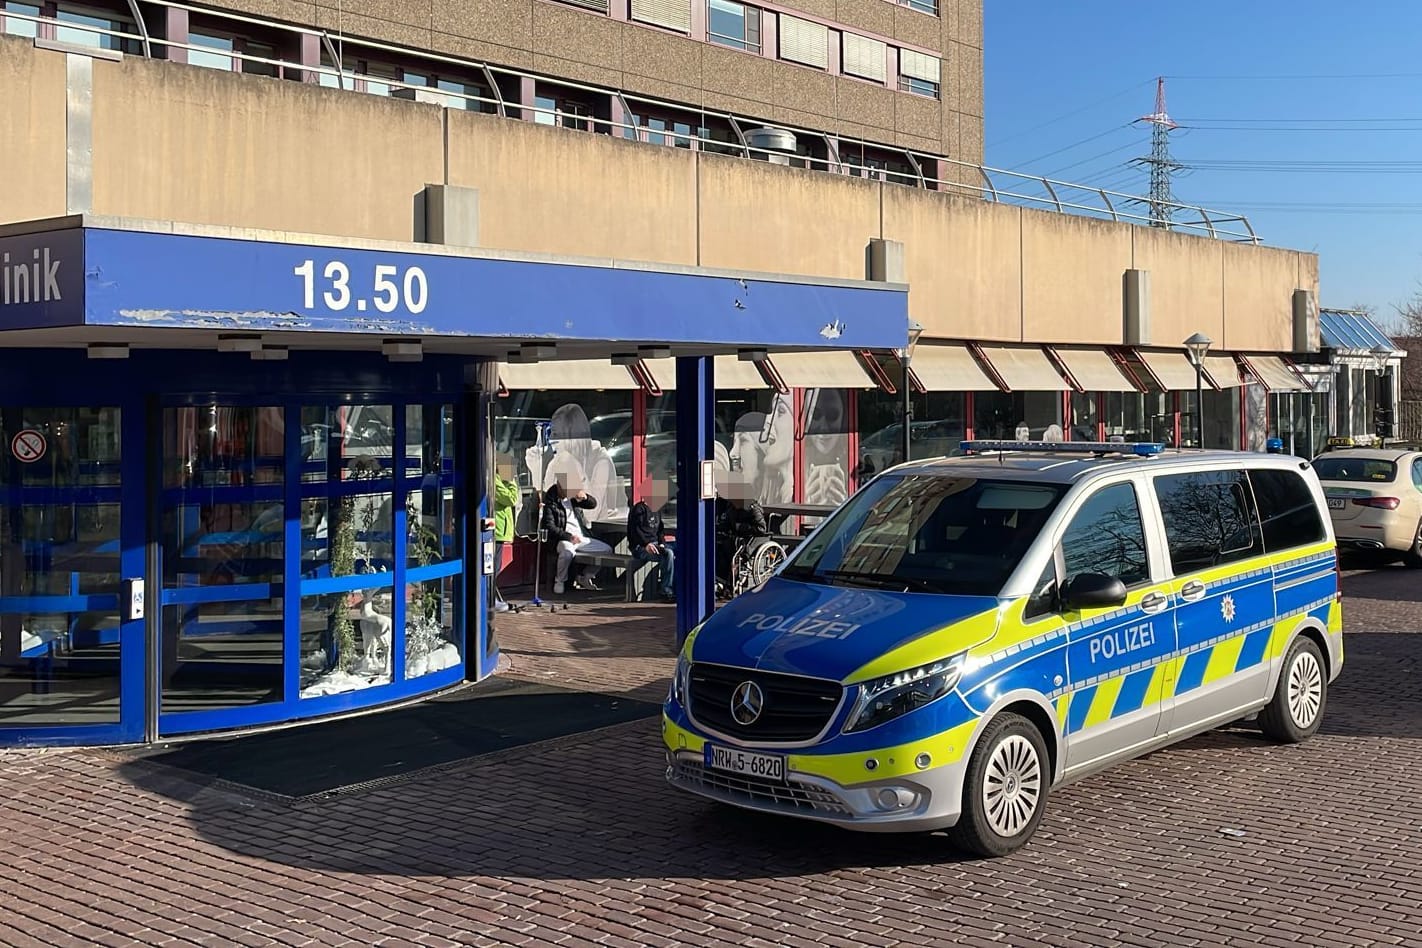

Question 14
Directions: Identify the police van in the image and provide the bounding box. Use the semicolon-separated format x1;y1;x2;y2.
662;441;1343;857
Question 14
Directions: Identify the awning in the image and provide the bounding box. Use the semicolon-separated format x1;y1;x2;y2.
976;346;1071;392
768;351;876;389
1204;354;1246;388
1136;350;1204;391
641;356;769;390
1243;355;1310;393
1051;348;1136;392
499;359;638;390
909;344;999;391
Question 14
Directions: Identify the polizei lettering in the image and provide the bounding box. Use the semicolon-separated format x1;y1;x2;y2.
0;248;63;306
740;613;862;640
1088;621;1155;664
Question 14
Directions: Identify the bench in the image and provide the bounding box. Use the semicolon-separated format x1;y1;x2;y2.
572;551;661;602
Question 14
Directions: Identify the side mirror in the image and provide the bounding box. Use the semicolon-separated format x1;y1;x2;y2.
1061;572;1128;612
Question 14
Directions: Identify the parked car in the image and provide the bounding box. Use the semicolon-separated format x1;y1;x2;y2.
1312;447;1422;565
664;440;1343;856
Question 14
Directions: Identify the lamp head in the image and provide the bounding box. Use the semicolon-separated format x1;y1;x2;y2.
1183;332;1213;365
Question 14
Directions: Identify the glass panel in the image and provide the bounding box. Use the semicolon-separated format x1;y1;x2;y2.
1070;392;1098;441
974;392;1064;441
160;598;283;711
0;407;122;487
340;405;395;481
406;404;452;479
165;406;284;488
1153;471;1263;574
407;488;455;567
801;388;851;529
243;41;279;77
55;7;130;50
188;31;236;71
509;393;631;519
405;577;459;678
163;500;283;586
0;498;122;725
719;391;794;508
2;3;39;38
299;589;393;697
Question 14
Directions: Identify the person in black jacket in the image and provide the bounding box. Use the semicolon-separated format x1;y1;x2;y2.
626;477;675;602
714;473;770;591
542;474;611;594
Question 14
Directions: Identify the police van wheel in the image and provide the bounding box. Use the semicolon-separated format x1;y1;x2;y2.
1258;636;1327;744
949;713;1049;858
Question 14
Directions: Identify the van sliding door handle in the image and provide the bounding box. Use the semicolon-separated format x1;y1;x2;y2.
1180;580;1206;603
1140;592;1169;614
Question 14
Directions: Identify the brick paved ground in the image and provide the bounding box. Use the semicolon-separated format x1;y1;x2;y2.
0;565;1418;948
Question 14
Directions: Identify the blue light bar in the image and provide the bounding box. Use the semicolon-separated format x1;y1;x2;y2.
960;440;1166;457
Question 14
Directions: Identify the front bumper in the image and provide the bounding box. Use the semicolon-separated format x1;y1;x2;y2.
662;715;971;833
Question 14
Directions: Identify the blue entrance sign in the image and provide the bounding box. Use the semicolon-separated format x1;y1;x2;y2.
76;228;907;350
0;228;85;329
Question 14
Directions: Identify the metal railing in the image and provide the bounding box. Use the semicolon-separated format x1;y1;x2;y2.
2;0;1259;244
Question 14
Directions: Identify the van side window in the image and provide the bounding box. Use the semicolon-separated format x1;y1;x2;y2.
1153;471;1263;575
1249;468;1326;552
1060;483;1150;587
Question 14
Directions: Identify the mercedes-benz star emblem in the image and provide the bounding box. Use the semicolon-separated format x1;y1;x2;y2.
730;681;765;726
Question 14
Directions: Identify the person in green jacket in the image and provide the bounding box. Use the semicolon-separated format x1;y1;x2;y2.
493;455;520;613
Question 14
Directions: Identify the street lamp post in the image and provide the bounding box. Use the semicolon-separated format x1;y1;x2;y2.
900;320;924;464
1183;332;1213;449
1371;343;1392;444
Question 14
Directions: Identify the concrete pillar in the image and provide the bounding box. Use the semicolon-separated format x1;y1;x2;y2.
298;32;321;84
674;356;715;644
1293;289;1318;354
161;7;188;63
1123;269;1150;346
418;184;479;248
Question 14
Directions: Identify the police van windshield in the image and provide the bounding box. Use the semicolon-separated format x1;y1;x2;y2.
780;474;1066;595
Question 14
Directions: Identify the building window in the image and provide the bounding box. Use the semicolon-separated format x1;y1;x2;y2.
897;76;940;98
708;0;761;53
778;14;828;70
54;4;141;53
628;105;699;147
533;83;607;132
841;142;918;186
188;31;236;71
842;33;887;83
898;48;942;99
1;2;39;38
893;0;939;15
631;0;692;33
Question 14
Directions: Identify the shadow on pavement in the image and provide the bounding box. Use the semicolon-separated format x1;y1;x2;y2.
1341;561;1422;604
112;631;1417;882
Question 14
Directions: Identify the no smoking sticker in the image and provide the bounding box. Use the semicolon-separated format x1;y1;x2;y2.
11;429;46;464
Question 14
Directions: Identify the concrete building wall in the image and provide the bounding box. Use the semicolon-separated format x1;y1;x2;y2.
0;38;1317;355
0;38;68;222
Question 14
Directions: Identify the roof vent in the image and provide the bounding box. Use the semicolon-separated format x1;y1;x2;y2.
745;127;797;165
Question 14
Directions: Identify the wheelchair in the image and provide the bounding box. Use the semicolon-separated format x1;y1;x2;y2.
717;533;788;599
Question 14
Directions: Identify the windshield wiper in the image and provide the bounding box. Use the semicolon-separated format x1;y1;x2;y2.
810;569;927;592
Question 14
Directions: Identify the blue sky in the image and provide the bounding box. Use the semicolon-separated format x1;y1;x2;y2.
984;1;1422;326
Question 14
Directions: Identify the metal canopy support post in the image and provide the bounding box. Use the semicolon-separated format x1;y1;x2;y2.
124;0;152;57
674;356;715;646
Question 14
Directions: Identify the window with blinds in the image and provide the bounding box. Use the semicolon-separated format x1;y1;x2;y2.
631;0;691;33
898;48;941;84
842;33;886;82
555;0;611;12
778;15;828;69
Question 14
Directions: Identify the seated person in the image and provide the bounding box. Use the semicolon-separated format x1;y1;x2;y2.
542;473;611;594
627;477;675;603
714;473;770;590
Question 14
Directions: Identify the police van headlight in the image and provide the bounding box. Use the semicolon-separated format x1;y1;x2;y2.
670;653;691;707
844;655;965;734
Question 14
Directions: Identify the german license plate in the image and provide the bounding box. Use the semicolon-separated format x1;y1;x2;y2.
705;744;785;781
1327;497;1346;510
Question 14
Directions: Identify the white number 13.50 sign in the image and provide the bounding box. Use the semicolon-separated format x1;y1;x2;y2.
293;259;429;315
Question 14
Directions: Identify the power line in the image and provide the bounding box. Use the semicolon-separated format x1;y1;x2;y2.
1169;72;1422;81
1003;124;1133;172
1040;139;1145;180
986;78;1155;149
